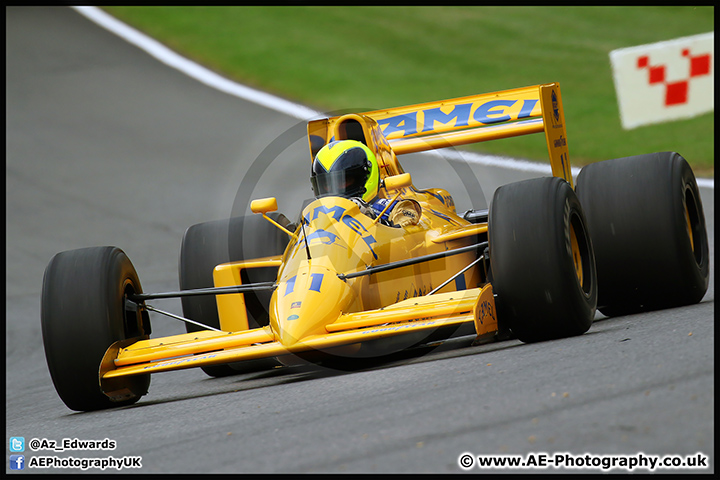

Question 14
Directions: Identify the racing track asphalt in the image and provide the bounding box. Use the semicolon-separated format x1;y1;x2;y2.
6;6;714;474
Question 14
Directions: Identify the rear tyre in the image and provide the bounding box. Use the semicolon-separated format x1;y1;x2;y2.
575;152;709;316
489;177;597;343
179;213;291;377
41;247;151;411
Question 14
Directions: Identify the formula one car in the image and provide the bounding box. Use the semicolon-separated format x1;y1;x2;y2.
41;83;709;411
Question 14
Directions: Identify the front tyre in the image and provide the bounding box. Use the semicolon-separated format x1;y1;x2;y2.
41;247;150;411
489;177;597;343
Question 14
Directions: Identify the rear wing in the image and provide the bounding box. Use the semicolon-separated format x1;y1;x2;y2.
308;83;573;186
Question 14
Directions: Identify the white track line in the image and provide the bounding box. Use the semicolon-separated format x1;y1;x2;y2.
71;6;318;120
72;6;713;190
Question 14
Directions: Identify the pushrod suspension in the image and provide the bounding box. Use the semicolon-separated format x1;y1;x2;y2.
337;241;487;280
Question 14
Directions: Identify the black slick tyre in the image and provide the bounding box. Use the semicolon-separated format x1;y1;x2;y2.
575;152;709;316
489;177;597;343
41;246;150;412
179;213;291;376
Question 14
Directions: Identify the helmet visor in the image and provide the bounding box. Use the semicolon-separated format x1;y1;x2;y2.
311;163;368;199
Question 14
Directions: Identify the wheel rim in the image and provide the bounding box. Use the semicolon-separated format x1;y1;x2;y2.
684;185;703;265
685;203;694;253
570;222;583;289
569;211;593;297
122;278;144;339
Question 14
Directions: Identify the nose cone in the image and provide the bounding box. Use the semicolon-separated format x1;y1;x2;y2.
270;263;358;347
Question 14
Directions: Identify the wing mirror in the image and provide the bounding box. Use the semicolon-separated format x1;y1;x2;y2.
383;173;412;191
250;197;278;214
250;197;296;238
372;173;413;226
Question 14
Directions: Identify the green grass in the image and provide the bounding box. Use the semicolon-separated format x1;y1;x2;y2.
103;6;714;176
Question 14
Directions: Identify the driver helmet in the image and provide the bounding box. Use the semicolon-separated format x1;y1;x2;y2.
311;139;380;203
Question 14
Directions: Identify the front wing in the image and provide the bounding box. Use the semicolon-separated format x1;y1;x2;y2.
100;285;497;385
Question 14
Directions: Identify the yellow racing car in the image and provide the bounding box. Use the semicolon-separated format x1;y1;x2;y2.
41;83;709;411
